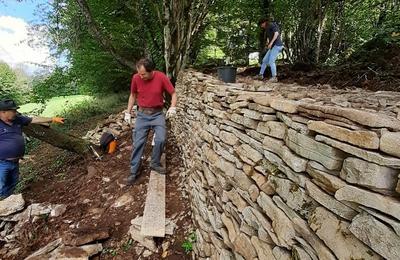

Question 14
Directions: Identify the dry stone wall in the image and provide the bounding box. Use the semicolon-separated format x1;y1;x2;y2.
171;70;400;260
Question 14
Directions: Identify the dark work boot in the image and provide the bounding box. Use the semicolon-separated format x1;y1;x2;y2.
127;174;137;185
150;164;166;175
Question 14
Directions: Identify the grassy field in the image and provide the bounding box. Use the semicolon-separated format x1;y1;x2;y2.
19;95;93;117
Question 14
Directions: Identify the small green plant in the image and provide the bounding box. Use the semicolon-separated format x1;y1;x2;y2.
39;213;50;221
121;238;133;252
102;248;118;256
15;165;39;193
182;232;196;254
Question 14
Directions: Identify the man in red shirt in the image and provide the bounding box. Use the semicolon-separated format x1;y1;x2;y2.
125;58;177;184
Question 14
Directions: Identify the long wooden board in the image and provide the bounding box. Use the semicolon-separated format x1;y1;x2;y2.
140;154;166;237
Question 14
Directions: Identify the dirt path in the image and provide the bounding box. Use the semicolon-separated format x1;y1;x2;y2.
2;123;193;259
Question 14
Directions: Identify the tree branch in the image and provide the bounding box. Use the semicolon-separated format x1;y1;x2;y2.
75;0;135;69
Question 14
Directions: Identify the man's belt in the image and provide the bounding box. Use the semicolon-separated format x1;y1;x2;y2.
138;107;163;115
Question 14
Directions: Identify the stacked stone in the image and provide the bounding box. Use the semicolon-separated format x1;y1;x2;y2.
171;70;400;260
83;113;132;144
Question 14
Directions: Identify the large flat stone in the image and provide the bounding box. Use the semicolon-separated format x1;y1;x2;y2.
335;185;400;221
272;247;291;260
221;213;238;242
309;207;381;260
63;228;109;246
247;207;280;246
141;169;166;237
270;99;299;113
263;150;308;187
203;145;236;176
316;135;400;168
230;101;249;110
240;108;262;120
235;144;263;165
248;103;276;114
219;131;239;146
341;157;399;192
112;193;134;208
257;192;296;248
300;103;400;130
273;196;336;260
253;94;274;106
308;121;379;149
305;179;357;220
225;189;248;212
270;176;316;218
25;238;63;260
233;233;257;259
349;212;400;260
286;129;346;170
51;244;103;259
261;114;278;122
360;206;400;236
306;161;345;194
250;236;276;259
276;112;310;135
0;194;24;217
222;126;263;154
230;113;258;129
232;169;254;191
257;121;287;139
380;131;400;158
292;245;313;260
263;135;308;173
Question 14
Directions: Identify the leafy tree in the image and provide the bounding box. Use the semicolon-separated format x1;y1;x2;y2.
31;67;78;102
0;62;19;101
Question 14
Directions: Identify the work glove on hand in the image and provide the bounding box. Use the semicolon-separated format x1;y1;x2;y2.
165;107;177;119
52;117;65;124
124;112;132;124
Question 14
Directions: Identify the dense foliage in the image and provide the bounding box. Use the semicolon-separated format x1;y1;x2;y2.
1;0;398;103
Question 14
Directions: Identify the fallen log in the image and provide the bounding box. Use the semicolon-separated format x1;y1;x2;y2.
23;124;91;155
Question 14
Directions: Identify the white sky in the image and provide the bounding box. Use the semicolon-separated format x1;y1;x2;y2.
0;15;54;73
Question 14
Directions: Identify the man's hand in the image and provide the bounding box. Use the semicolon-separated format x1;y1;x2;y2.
267;43;273;49
124;112;132;124
166;107;177;119
52;117;65;124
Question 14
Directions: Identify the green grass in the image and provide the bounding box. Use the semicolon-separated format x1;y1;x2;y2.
19;95;93;117
55;93;127;130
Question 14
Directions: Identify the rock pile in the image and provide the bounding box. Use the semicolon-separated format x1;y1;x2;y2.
0;194;68;258
83;112;133;144
171;70;400;259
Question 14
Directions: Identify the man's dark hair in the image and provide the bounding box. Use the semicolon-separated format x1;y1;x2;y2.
136;58;155;72
258;17;272;26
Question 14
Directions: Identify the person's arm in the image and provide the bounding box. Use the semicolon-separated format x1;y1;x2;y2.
170;91;177;107
268;32;279;49
127;92;137;113
127;74;138;114
31;117;64;124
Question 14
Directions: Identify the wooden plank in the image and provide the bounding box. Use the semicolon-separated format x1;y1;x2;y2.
140;154;166;237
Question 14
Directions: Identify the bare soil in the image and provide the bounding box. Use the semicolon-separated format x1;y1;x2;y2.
4;121;193;260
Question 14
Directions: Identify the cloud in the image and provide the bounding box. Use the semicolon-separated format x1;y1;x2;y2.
0;15;55;73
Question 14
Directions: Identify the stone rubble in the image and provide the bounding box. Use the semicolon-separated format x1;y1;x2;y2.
0;195;72;257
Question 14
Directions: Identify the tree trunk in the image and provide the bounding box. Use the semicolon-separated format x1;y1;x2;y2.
24;124;91;155
162;0;216;84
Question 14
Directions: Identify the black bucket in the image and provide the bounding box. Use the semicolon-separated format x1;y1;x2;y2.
217;66;237;83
